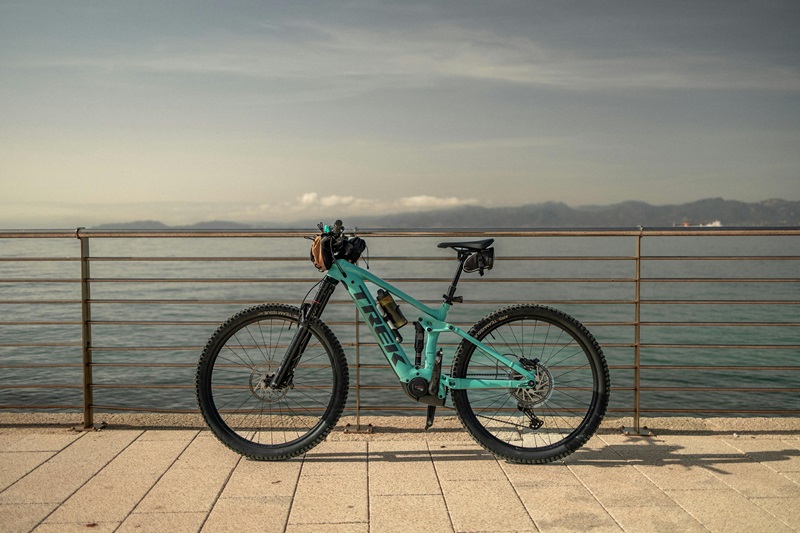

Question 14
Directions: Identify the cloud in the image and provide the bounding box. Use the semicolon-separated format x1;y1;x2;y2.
400;196;478;209
291;193;478;215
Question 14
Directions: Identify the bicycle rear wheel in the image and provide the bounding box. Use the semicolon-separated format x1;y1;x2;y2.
452;305;609;463
196;304;348;460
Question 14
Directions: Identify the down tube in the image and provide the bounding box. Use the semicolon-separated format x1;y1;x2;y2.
326;266;418;383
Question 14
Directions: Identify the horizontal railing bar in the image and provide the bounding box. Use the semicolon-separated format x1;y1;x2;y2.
81;277;637;283
641;365;800;371
641;300;800;305
82;255;637;262
0;300;82;305
0;364;81;369
640;387;800;393
0;279;80;283
0;384;81;389
641;343;799;349
89;405;197;413
642;277;800;283
0;342;82;348
640;322;800;327
0;405;82;410
90;363;194;368
638;409;800;415
84;298;638;306
20;319;786;328
91;384;194;389
643;255;800;261
2;227;797;238
0;257;79;262
0;321;82;326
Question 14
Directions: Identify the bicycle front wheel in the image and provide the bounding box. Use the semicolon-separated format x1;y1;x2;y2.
452;305;609;463
196;304;348;460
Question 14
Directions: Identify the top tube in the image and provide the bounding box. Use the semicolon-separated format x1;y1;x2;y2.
326;259;451;322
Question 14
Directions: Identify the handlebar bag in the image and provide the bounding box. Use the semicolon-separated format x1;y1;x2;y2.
310;235;334;271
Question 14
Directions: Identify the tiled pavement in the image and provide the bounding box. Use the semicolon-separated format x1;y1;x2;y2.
1;418;799;532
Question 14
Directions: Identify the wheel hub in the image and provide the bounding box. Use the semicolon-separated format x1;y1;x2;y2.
249;367;288;402
510;359;554;408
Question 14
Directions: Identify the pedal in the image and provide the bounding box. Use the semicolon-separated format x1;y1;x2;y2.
425;406;436;430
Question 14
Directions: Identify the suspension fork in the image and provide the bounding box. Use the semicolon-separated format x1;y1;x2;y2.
269;276;339;389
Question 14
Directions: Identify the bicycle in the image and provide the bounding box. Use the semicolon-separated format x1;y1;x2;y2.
196;221;610;464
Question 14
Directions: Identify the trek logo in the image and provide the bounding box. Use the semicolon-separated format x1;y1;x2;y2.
353;287;409;368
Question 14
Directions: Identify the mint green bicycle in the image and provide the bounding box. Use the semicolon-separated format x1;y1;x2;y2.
196;221;610;463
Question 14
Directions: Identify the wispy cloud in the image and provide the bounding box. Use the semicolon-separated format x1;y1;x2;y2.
11;12;799;99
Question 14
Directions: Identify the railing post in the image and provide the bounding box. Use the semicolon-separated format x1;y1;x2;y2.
76;228;95;430
624;227;653;436
344;306;373;433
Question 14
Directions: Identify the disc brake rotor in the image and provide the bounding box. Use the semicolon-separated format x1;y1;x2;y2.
509;360;554;408
249;367;288;402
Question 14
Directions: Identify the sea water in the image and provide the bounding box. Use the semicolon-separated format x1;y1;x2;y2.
0;233;798;417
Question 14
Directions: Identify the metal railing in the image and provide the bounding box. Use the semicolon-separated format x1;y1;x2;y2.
1;227;798;433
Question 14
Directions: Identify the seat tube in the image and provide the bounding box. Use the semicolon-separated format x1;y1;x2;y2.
270;276;339;388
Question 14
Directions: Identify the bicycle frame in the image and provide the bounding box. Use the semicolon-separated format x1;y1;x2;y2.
326;259;537;398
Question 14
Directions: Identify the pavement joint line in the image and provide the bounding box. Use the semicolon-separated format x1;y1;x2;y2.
365;440;371;529
499;453;537;528
426;440;456;533
283;450;306;531
118;429;200;530
566;443;627;531
203;453;243;531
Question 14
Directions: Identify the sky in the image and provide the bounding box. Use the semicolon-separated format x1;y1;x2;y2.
1;1;798;228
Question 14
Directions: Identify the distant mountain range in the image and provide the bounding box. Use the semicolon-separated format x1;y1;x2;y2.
92;198;799;230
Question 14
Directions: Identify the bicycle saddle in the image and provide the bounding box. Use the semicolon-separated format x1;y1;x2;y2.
437;238;494;251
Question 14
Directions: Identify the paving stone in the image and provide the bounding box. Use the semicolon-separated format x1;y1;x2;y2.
429;444;504;481
118;512;206;532
605;506;706;532
300;440;367;477
751;496;800;530
702;458;800;498
0;503;58;533
288;473;368;526
32;521;119;532
203;495;294;532
724;437;800;472
501;462;583;488
220;457;301;499
171;432;240;471
370;494;452;533
513;485;620;532
285;522;368;532
439;478;536;531
369;441;441;496
632;462;729;491
133;465;235;514
0;452;54;492
1;432;80;453
665;489;791;532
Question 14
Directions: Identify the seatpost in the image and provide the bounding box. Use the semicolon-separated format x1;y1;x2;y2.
443;252;468;305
